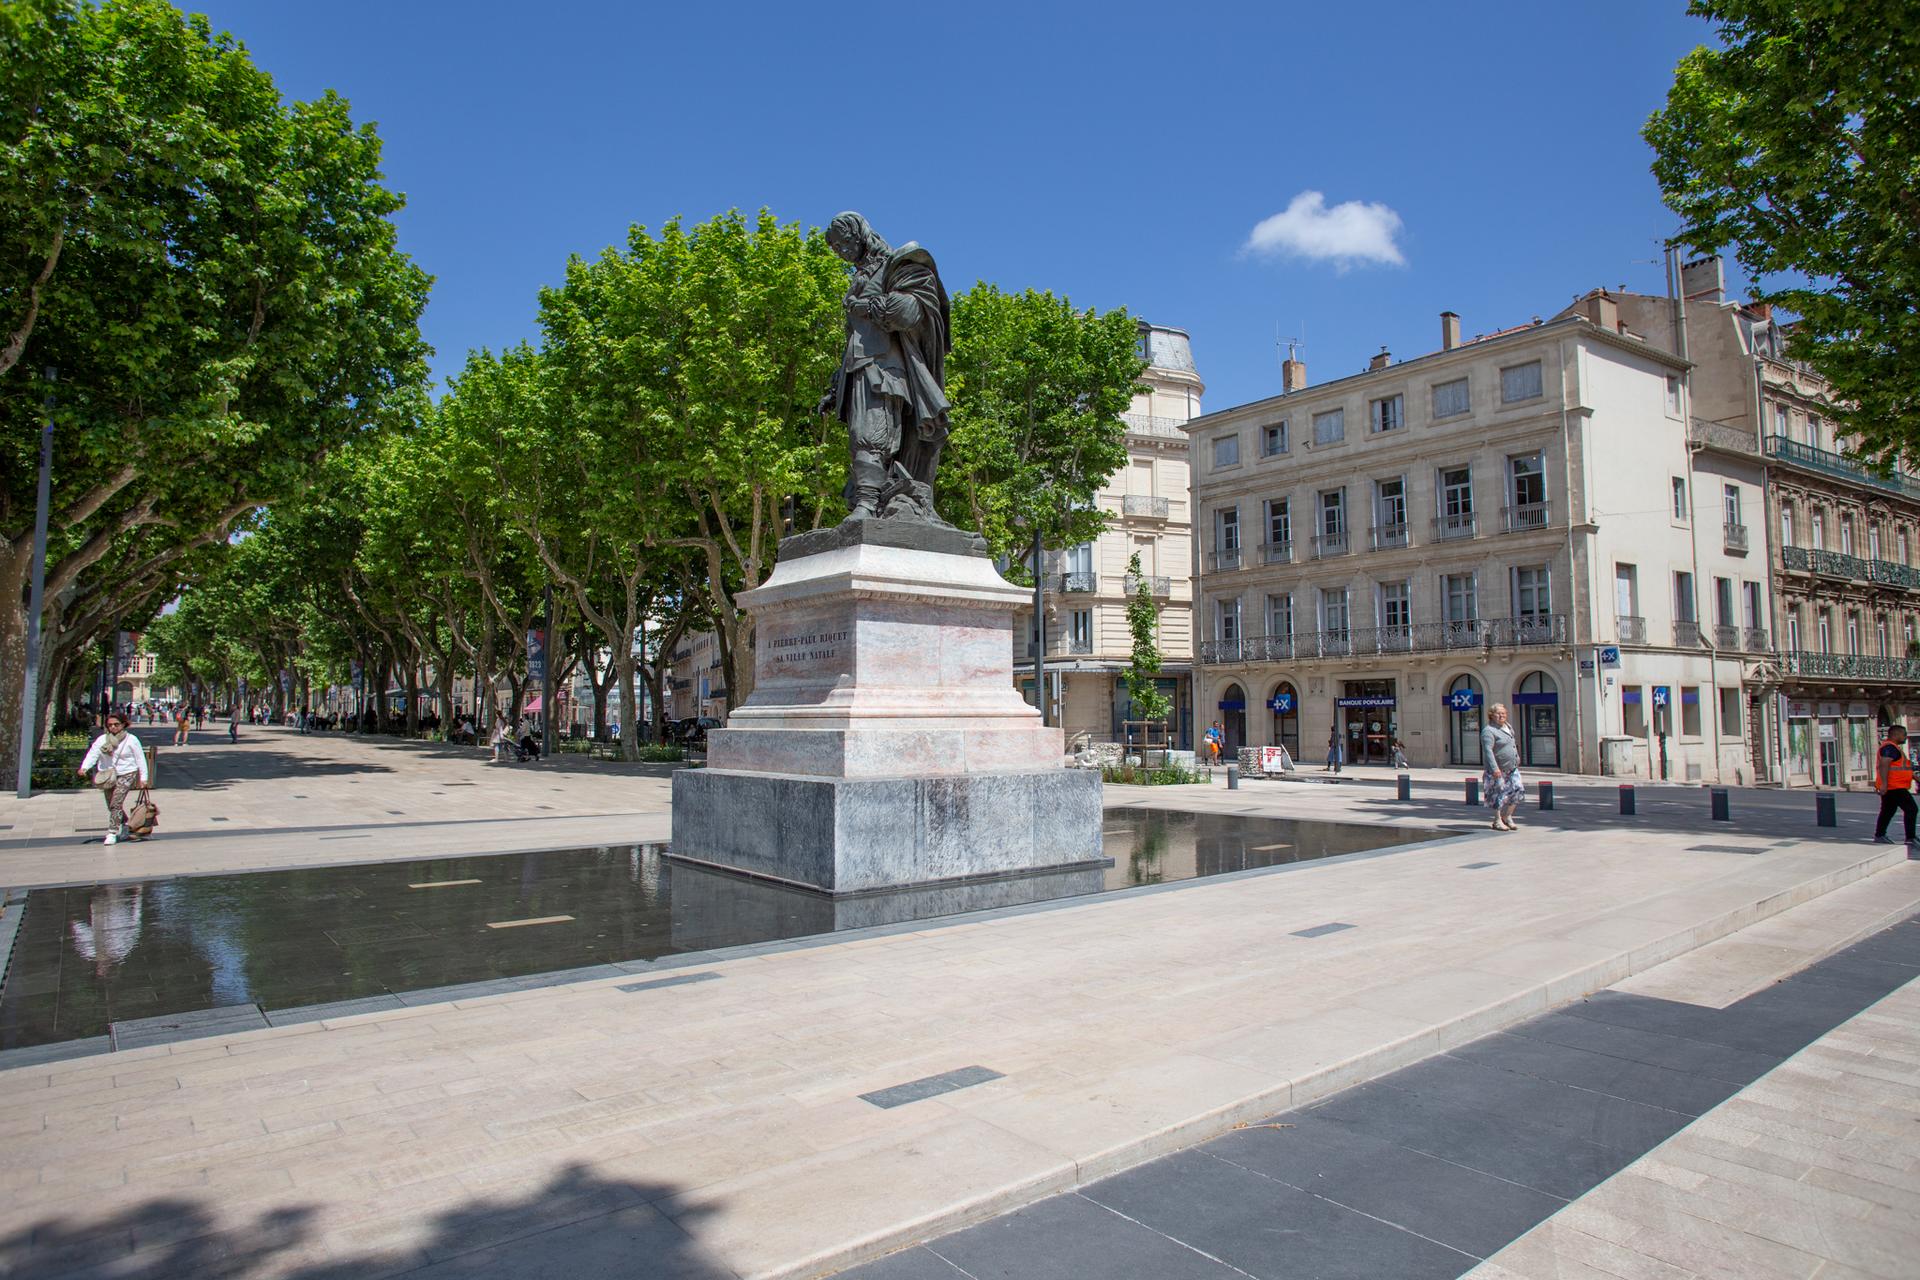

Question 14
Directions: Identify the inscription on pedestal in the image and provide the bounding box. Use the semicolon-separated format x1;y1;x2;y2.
770;629;850;667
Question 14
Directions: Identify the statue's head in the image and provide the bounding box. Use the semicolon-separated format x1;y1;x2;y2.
826;211;888;264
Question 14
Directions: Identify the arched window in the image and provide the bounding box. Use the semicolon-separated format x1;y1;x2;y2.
1448;673;1483;766
1514;671;1560;767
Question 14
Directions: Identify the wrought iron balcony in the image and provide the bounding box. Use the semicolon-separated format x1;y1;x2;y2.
1674;620;1703;647
1209;546;1242;571
1778;544;1872;580
1870;559;1920;590
1311;530;1349;559
1779;650;1920;683
1023;634;1096;658
1123;572;1171;597
1057;571;1097;593
1488;614;1569;646
1713;624;1740;649
1724;522;1749;553
1123;412;1190;439
1745;627;1771;652
1764;435;1920;501
1261;540;1292;565
1122;494;1171;519
1431;512;1476;541
1195;614;1565;664
1617;615;1646;644
1502;502;1550;533
1370;522;1410;551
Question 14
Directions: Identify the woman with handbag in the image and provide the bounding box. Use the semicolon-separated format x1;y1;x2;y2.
77;711;150;845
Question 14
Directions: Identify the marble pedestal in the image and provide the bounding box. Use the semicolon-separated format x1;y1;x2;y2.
669;521;1104;894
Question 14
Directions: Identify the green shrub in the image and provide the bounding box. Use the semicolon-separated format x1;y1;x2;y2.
635;744;684;763
1101;761;1210;786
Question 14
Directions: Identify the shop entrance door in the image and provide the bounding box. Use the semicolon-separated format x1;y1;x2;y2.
1818;723;1840;787
1340;681;1397;765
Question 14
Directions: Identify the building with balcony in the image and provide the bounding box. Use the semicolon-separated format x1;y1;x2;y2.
1011;321;1199;748
1186;296;1755;782
1610;259;1920;788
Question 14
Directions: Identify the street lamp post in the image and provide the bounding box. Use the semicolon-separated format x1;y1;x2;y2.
14;370;55;799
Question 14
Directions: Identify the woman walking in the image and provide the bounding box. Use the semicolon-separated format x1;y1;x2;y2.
78;711;150;846
1325;723;1343;774
1481;702;1524;831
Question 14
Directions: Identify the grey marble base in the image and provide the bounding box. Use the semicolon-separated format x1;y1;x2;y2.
670;767;1103;894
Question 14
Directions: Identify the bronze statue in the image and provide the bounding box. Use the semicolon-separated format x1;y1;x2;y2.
816;212;951;524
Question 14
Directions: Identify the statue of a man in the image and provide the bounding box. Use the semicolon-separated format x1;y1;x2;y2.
816;212;951;523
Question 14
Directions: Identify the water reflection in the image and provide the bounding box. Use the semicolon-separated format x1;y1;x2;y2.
0;808;1432;1049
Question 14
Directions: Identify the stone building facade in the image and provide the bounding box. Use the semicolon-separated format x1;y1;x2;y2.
1618;260;1920;788
1185;299;1766;782
1011;322;1201;750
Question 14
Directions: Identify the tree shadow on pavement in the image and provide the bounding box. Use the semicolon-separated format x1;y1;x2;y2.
0;1163;734;1279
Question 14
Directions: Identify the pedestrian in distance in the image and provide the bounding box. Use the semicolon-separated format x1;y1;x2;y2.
1325;723;1342;774
1202;721;1222;765
1872;723;1917;845
227;706;239;744
78;711;150;845
490;720;509;764
172;704;189;747
1481;702;1524;831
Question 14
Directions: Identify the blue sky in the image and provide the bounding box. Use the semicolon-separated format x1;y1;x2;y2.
188;0;1739;412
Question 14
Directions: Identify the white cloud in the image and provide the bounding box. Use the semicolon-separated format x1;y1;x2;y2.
1243;191;1406;269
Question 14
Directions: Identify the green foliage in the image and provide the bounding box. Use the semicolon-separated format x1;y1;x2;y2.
1645;0;1920;463
633;743;685;763
1122;552;1171;724
942;286;1141;562
1101;761;1209;786
0;0;429;775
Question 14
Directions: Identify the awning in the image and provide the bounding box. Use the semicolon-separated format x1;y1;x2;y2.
523;695;543;713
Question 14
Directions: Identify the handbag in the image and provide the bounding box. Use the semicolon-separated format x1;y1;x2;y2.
92;766;117;789
126;789;159;837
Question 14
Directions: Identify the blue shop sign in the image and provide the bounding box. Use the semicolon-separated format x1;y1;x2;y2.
1218;699;1246;711
1512;692;1559;705
1268;692;1295;713
1446;689;1482;711
1622;688;1643;704
1652;686;1670;707
1335;696;1397;708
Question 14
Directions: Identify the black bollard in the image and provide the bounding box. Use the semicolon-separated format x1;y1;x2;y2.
1538;780;1554;810
1397;773;1411;801
1711;787;1730;821
1816;792;1837;827
1465;777;1479;806
1619;783;1636;815
1227;764;1240;790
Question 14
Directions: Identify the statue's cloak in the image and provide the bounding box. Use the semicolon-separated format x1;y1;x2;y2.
881;242;951;440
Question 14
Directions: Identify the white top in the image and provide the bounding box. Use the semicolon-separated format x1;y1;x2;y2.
81;733;150;783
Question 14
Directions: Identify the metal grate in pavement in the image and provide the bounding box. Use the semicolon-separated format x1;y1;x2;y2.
861;1065;1005;1109
1291;922;1356;938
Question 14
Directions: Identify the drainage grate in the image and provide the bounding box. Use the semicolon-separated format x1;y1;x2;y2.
1685;844;1766;855
861;1065;1004;1109
1290;922;1356;939
616;972;721;994
208;817;228;823
1460;861;1499;870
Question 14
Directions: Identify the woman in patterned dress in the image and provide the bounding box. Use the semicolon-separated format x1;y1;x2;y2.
1481;703;1524;831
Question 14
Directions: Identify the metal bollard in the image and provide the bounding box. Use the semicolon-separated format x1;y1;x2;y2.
1227;764;1239;790
1464;777;1479;806
1710;787;1730;821
1816;792;1837;827
1538;780;1554;810
1619;783;1636;815
1397;773;1411;800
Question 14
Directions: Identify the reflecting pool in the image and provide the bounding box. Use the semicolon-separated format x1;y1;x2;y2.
0;808;1435;1048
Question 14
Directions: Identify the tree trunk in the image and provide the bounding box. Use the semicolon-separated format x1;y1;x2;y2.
405;660;420;735
616;654;640;761
0;540;33;781
476;634;494;733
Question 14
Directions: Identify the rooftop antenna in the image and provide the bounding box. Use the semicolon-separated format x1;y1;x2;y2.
1275;321;1305;366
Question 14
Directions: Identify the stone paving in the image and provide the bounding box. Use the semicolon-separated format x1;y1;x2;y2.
842;893;1920;1280
0;730;1915;1278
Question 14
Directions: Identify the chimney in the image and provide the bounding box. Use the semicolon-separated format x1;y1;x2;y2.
1681;256;1725;305
1282;356;1307;393
1368;347;1391;372
1440;311;1461;351
1746;300;1773;321
1585;291;1619;333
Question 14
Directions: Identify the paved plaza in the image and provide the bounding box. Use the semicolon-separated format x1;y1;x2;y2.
0;730;1916;1278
